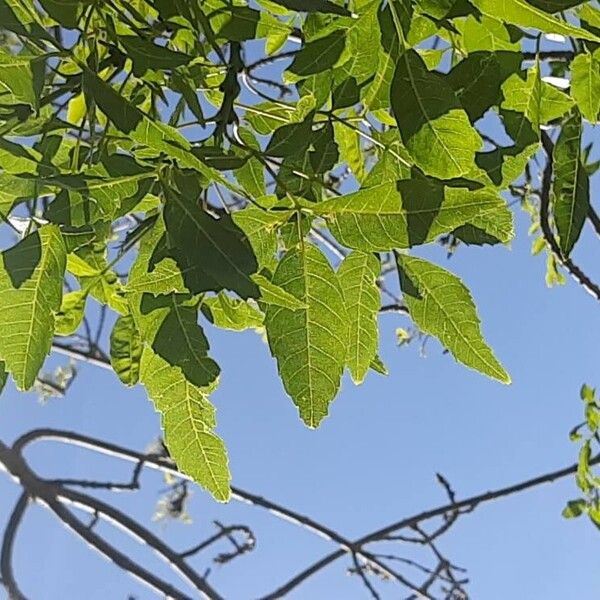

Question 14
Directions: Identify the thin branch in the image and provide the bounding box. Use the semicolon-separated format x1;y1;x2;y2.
9;428;598;600
351;553;381;600
179;523;254;561
0;440;223;600
51;342;113;371
522;50;575;60
261;452;600;598
587;206;600;239
0;494;29;600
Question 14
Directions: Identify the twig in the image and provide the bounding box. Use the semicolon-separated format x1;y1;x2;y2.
0;494;29;600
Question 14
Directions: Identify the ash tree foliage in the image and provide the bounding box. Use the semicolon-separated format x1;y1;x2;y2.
0;0;598;502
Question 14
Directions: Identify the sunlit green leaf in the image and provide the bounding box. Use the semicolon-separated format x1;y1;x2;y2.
397;254;510;384
110;315;142;387
0;225;66;390
471;0;600;41
391;50;482;179
265;244;348;427
317;180;513;251
571;51;600;124
338;251;380;384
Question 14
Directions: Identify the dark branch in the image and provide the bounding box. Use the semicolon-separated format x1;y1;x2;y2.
0;493;29;600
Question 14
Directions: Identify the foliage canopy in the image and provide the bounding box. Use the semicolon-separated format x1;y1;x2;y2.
0;0;598;501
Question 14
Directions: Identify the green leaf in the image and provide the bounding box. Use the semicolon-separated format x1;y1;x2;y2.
0;225;66;390
0;139;41;174
265;244;348;427
0;174;35;216
317;180;513;251
265;113;314;158
213;6;260;41
202;293;264;331
571;51;600;124
338;251;380;384
140;347;230;502
581;383;596;403
476;109;539;187
562;499;587;519
447;51;522;122
289;30;346;76
576;440;592;493
39;0;92;27
391;50;482;179
74;244;128;315
0;50;37;107
267;0;353;16
470;0;600;41
82;69;216;181
131;291;228;500
252;273;307;310
127;215;188;296
163;188;259;299
454;15;520;53
231;205;289;272
110;315;142;387
333;121;366;182
55;290;87;336
118;36;192;77
234;130;266;199
397;254;510;384
553;111;589;257
132;293;220;390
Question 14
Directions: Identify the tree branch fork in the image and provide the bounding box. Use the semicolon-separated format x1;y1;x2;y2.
0;428;594;600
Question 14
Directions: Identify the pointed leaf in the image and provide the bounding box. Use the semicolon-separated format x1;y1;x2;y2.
397;255;510;384
265;244;348;427
110;315;142;387
470;0;600;41
571;51;600;124
553;111;589;257
0;225;66;390
338;251;380;384
391;50;482;179
140;348;230;502
317;180;513;251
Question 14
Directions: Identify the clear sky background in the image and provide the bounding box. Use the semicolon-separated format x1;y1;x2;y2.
1;28;600;600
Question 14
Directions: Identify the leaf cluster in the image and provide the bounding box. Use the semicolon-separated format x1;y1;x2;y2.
0;0;598;500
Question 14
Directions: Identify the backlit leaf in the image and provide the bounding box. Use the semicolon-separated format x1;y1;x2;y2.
265;244;348;427
338;251;380;384
397;254;510;384
571;51;600;124
110;315;142;387
391;50;482;179
317;180;513;251
0;225;66;390
470;0;600;41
